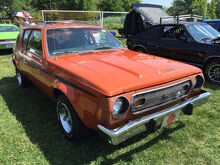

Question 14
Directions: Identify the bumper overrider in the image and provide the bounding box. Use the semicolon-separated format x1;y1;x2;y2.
98;90;211;145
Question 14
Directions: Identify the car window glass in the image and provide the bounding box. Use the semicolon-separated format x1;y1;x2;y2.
162;26;187;40
46;28;125;56
27;30;43;56
186;23;220;41
22;30;31;50
0;26;19;32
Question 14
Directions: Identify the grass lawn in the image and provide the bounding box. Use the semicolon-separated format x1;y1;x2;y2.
0;50;219;165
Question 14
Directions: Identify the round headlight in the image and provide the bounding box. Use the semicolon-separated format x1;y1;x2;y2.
193;75;204;90
112;96;129;118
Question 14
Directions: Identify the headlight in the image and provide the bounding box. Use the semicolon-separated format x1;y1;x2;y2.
193;75;204;90
112;96;129;118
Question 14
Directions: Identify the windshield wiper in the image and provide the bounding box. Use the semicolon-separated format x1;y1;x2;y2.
94;46;114;50
212;37;220;41
200;37;211;41
53;50;82;55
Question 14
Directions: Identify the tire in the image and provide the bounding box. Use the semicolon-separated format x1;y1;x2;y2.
16;69;30;88
56;95;89;142
204;60;220;84
135;47;147;53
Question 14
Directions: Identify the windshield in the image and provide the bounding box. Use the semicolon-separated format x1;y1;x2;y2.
0;26;19;32
46;28;125;56
185;23;220;41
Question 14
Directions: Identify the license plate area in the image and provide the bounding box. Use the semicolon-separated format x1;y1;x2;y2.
161;110;181;128
6;43;14;48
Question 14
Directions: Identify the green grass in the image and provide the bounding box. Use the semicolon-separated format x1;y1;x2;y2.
0;50;220;165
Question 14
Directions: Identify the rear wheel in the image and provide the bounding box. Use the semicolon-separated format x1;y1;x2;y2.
56;95;89;142
204;60;220;84
16;69;30;88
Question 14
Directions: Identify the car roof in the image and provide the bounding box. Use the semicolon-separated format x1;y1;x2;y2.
203;19;220;22
23;23;103;30
0;24;18;27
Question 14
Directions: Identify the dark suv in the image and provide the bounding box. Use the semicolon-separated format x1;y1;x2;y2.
127;22;220;84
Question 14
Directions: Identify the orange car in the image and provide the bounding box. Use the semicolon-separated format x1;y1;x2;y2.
12;22;211;145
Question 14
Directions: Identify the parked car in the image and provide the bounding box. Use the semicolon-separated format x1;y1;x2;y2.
12;22;211;145
127;22;220;84
203;19;220;32
0;24;20;49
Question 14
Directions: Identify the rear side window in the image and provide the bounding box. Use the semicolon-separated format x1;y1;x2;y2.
162;26;185;39
22;30;31;50
27;30;43;56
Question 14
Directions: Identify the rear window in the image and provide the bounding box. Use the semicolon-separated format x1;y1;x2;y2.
0;26;19;32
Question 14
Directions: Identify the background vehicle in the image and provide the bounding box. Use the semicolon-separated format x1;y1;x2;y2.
0;24;20;49
122;4;220;84
12;22;210;145
203;19;220;32
127;21;220;84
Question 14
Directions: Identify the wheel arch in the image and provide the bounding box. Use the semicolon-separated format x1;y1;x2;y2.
204;56;220;67
133;45;148;53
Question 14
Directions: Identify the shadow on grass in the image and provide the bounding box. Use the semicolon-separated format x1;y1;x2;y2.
0;76;185;165
204;82;220;90
0;49;13;56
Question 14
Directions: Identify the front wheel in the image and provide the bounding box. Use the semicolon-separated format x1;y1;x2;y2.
135;47;147;53
204;60;220;84
56;95;89;142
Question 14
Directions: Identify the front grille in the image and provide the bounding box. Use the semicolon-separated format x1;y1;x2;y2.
131;80;192;114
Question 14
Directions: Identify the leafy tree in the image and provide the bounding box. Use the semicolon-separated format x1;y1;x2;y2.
98;0;140;11
167;0;209;17
121;0;141;12
216;0;220;18
207;0;216;19
98;0;124;11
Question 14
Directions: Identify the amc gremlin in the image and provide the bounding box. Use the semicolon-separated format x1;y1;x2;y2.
12;22;211;145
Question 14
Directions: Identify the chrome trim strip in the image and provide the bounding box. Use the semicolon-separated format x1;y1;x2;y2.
131;79;192;113
0;41;15;44
98;91;211;145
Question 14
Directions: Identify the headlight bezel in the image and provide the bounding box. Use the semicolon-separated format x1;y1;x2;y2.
112;96;129;119
193;75;204;90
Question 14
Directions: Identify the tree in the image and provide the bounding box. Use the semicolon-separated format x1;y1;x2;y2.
216;0;220;18
121;0;141;12
207;0;216;19
98;0;141;12
167;0;208;17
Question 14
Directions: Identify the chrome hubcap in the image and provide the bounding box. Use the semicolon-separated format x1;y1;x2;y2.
16;71;22;85
208;64;220;83
57;103;72;133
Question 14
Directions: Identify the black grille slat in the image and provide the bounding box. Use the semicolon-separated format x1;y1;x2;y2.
131;80;192;114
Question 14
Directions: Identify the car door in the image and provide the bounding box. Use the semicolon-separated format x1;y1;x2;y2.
23;30;54;94
158;25;204;64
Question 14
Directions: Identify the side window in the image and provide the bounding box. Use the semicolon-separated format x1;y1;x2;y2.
162;26;190;41
27;30;43;57
22;30;31;50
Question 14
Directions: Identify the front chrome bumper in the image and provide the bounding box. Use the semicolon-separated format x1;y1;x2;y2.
98;90;211;145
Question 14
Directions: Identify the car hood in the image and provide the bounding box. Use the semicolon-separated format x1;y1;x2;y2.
0;32;19;40
49;49;201;96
